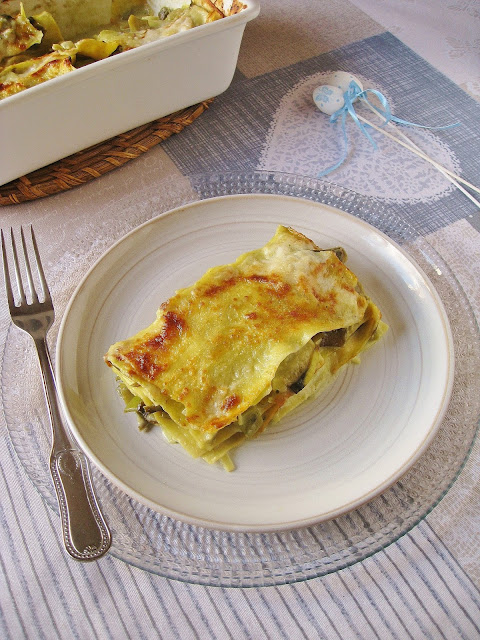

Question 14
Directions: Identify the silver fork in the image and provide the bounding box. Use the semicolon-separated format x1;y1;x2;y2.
1;226;111;561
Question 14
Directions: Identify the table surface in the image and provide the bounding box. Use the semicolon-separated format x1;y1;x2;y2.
1;1;480;638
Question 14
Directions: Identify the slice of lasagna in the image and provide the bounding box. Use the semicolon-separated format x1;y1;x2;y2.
104;225;387;471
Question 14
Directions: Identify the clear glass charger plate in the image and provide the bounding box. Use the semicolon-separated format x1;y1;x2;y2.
2;171;479;587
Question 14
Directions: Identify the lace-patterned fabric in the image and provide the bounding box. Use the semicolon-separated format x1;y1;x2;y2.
424;219;480;585
349;0;480;101
258;72;461;203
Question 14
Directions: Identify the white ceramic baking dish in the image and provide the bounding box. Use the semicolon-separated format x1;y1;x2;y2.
0;1;259;186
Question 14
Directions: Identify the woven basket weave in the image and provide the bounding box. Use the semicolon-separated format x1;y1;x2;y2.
0;99;212;206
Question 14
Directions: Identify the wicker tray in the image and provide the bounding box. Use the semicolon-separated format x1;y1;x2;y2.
0;100;212;206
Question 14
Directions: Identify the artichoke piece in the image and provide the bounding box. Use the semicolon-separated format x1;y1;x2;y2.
139;15;161;28
237;405;264;437
96;28;136;51
186;5;210;25
75;38;120;60
128;14;146;31
123;394;143;412
271;339;315;392
0;6;43;63
30;11;64;51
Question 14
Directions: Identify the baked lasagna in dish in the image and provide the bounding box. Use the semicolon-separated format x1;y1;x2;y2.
104;225;387;471
0;0;242;100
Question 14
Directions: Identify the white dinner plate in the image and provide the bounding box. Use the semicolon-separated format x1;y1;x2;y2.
56;194;454;531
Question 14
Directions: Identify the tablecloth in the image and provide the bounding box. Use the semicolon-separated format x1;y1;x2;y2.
1;1;480;638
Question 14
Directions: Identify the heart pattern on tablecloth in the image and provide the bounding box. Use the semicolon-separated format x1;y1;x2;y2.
258;71;461;204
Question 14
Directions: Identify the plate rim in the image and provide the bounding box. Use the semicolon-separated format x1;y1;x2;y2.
55;192;455;532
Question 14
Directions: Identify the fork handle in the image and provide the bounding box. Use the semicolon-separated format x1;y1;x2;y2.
50;449;112;561
35;337;111;561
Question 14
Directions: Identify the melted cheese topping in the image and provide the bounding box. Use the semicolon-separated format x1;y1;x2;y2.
0;11;43;62
105;226;371;433
0;51;75;98
0;0;226;100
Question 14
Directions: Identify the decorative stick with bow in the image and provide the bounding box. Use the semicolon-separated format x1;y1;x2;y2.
313;71;480;208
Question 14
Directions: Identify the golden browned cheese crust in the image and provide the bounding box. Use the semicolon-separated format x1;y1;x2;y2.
0;51;74;98
105;226;372;433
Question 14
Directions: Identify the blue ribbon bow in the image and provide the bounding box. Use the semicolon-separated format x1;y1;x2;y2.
317;81;460;178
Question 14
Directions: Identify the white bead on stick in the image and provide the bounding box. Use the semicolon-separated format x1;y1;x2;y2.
313;72;480;207
312;85;346;116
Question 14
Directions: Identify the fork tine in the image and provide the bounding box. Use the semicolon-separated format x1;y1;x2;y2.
1;229;16;311
20;226;39;304
10;228;28;306
29;225;52;303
